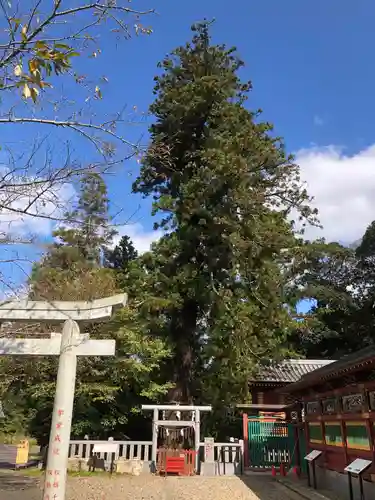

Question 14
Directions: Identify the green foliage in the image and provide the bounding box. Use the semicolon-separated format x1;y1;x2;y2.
104;235;138;272
133;23;316;405
289;222;375;358
0;173;170;442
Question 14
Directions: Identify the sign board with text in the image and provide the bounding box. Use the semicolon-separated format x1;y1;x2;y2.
93;443;119;454
344;459;372;475
304;450;322;462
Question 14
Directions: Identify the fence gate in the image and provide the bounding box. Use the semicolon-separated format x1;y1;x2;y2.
248;419;296;469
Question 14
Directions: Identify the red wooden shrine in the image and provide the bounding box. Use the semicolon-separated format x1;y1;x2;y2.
281;346;375;483
157;449;196;476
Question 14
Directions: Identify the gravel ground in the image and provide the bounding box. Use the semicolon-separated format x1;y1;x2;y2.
0;472;307;500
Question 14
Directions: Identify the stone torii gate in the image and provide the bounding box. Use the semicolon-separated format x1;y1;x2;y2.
0;294;127;500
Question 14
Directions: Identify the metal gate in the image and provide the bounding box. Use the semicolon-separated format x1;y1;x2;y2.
248;419;296;469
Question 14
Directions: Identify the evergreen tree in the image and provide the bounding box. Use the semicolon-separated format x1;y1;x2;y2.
32;172;115;300
105;235;138;271
0;173;170;442
294;222;375;358
133;23;316;404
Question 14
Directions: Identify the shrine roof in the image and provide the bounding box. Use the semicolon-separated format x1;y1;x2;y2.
250;359;335;385
281;346;375;393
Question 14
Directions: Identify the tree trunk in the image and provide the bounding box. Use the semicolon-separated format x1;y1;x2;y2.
168;299;198;404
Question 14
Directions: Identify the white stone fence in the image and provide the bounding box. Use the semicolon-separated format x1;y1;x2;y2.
199;440;244;476
69;440;152;466
69;439;243;475
199;441;243;464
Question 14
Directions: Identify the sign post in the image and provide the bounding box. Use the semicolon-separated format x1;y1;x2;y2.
92;441;119;475
345;459;372;500
0;294;127;500
304;450;322;489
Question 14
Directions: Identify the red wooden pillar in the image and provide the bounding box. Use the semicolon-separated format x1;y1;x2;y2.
365;418;375;464
243;412;249;468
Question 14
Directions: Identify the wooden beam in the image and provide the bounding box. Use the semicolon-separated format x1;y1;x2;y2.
156;420;196;427
0;294;127;323
236;403;288;410
142;404;211;411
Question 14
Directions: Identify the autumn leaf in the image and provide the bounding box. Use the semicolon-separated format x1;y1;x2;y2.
13;64;22;77
30;87;39;103
29;59;38;73
35;40;47;50
95;86;102;99
21;25;27;41
22;83;31;99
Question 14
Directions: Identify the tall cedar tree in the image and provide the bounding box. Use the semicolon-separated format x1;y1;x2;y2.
133;24;317;404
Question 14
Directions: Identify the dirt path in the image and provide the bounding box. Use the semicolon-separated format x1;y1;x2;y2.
0;472;306;500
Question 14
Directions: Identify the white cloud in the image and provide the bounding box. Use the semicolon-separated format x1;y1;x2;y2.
0;179;75;240
313;115;324;126
296;145;375;243
114;222;163;254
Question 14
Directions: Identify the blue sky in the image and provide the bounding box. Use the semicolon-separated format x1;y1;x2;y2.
2;0;375;297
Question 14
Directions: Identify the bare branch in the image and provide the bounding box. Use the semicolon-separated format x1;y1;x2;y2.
0;116;140;151
0;0;155;292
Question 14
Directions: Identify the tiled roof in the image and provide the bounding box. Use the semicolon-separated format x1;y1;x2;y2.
251;359;335;384
284;346;375;392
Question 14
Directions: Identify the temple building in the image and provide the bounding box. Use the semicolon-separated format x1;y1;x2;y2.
280;346;375;499
238;358;334;419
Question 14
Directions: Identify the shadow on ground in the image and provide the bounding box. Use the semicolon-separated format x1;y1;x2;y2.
0;471;39;491
240;474;305;499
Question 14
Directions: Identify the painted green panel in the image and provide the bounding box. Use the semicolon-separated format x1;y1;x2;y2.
346;422;370;450
324;423;343;447
308;423;323;443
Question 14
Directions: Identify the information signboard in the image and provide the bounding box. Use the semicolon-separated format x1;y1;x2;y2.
92;443;119;454
344;459;372;475
304;450;322;462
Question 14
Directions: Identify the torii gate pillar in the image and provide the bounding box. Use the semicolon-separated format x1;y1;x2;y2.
44;319;79;500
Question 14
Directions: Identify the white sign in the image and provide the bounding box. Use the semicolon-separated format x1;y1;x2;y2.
93;443;119;454
204;437;215;463
304;450;323;462
344;459;372;475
